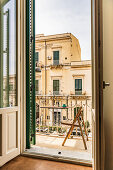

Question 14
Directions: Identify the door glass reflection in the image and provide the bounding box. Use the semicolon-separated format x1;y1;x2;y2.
0;0;17;107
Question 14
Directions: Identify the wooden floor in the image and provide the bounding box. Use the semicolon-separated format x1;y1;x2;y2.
1;156;93;170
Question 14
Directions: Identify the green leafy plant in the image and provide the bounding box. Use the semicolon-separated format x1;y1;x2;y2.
85;120;90;128
58;127;62;133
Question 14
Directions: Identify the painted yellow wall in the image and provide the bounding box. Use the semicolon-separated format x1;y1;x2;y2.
35;33;81;66
71;34;81;62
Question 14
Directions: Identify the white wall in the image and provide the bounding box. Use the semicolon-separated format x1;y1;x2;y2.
103;0;113;169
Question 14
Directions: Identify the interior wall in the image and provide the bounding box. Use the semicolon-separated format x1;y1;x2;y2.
103;0;113;169
0;115;2;156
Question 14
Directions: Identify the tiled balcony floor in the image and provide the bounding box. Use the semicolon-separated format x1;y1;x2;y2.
27;134;92;163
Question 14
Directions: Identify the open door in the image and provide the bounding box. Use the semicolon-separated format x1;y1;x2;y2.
91;0;104;170
0;0;20;166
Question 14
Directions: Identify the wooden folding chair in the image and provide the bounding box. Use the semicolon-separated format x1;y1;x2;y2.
61;107;88;150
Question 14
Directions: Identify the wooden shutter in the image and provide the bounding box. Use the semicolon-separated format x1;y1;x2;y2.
35;80;39;92
79;79;82;90
35;52;39;62
75;79;82;94
75;79;78;90
74;107;80;118
26;0;36;149
53;51;59;65
0;8;10;107
53;80;59;94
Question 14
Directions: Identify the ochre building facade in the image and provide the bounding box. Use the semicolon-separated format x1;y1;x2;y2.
35;33;92;130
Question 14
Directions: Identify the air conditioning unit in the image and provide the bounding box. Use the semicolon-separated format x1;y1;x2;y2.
47;56;52;60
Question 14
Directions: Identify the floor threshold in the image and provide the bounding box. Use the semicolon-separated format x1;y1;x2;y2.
22;151;92;167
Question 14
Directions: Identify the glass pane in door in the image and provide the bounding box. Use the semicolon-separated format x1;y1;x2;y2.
0;0;17;108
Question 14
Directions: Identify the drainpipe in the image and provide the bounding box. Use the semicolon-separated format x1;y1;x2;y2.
45;40;47;125
67;96;68;119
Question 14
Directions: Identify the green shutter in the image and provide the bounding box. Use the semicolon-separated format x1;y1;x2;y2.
75;79;82;95
35;80;39;92
79;79;82;90
53;80;59;95
53;51;59;60
74;107;81;118
35;52;39;62
74;107;79;118
6;10;9;107
9;84;13;91
26;0;36;149
0;0;17;108
53;51;59;65
0;7;10;107
75;79;78;90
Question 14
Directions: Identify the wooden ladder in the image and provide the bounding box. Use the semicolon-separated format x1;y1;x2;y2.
62;107;88;150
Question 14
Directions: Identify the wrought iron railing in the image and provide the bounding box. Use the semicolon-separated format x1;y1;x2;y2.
53;60;59;65
53;91;59;95
75;90;82;95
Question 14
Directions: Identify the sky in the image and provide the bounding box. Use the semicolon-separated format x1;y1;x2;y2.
35;0;91;60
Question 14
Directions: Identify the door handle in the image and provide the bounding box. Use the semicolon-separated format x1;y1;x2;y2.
103;81;110;89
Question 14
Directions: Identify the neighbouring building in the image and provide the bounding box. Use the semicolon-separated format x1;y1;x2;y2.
3;75;16;107
35;33;92;129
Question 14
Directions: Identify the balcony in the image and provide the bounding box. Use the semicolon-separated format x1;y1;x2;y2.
50;60;63;68
53;91;59;95
35;91;39;95
35;96;92;162
53;60;59;65
75;90;82;95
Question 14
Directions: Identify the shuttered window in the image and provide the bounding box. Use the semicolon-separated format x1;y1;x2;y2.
35;52;39;62
53;80;59;95
75;79;82;95
74;107;80;118
74;107;83;119
53;51;59;65
9;84;13;91
35;80;39;93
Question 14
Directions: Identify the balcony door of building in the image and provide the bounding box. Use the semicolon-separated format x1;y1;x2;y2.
0;0;21;167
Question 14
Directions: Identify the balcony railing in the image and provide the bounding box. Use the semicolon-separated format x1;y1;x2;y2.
53;60;59;65
75;90;82;95
35;91;39;95
35;96;92;142
53;91;59;95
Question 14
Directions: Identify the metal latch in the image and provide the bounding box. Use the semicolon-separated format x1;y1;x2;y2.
103;81;110;89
